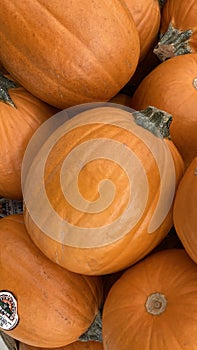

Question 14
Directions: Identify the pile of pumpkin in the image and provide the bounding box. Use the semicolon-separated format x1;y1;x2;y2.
0;0;197;349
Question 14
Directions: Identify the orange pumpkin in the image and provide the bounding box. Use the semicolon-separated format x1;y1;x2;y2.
19;341;104;350
123;0;161;60
0;215;102;347
0;74;57;199
22;103;184;276
0;1;140;109
131;53;197;168
173;157;197;263
154;0;197;61
103;249;197;349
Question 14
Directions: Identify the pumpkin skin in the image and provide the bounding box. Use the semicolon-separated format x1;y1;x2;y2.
0;0;140;109
131;53;197;168
102;249;197;350
19;341;104;350
173;157;197;264
0;75;57;199
22;103;184;276
0;215;102;347
154;0;197;61
123;0;161;60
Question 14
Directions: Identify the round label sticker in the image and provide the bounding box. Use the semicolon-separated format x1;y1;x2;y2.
0;291;19;330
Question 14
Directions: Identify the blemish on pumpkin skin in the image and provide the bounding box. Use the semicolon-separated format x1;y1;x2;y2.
55;308;69;322
194;167;197;175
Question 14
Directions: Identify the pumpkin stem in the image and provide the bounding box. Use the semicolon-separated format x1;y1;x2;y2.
145;292;167;315
133;106;172;139
0;198;23;218
0;74;18;108
153;24;193;62
79;309;103;343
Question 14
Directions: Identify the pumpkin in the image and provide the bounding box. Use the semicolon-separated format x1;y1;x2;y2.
22;103;184;276
154;0;197;61
0;74;57;199
0;1;140;109
131;53;197;168
0;214;102;347
19;341;104;350
123;0;161;60
102;249;197;349
173;157;197;264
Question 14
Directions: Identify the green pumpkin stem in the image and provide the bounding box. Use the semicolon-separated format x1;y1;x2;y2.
0;74;18;108
133;106;172;139
79;309;103;343
153;23;193;62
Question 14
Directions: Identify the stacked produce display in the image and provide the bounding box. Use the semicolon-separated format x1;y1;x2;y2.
0;0;197;349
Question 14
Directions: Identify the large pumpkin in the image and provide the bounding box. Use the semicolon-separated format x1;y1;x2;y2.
0;1;140;109
19;341;104;350
0;74;57;199
22;103;184;276
173;157;197;264
123;0;161;60
154;0;197;61
131;53;197;168
102;249;197;349
0;215;102;347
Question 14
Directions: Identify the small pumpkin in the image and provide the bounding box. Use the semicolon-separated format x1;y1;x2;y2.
0;1;140;108
173;157;197;264
0;215;102;347
0;74;57;199
103;249;197;349
22;103;184;276
131;53;197;167
154;0;197;61
123;0;161;60
19;341;104;350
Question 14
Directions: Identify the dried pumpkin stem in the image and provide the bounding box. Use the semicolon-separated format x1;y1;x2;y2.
145;292;167;315
153;23;193;61
133;106;172;139
0;74;18;108
79;309;102;343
